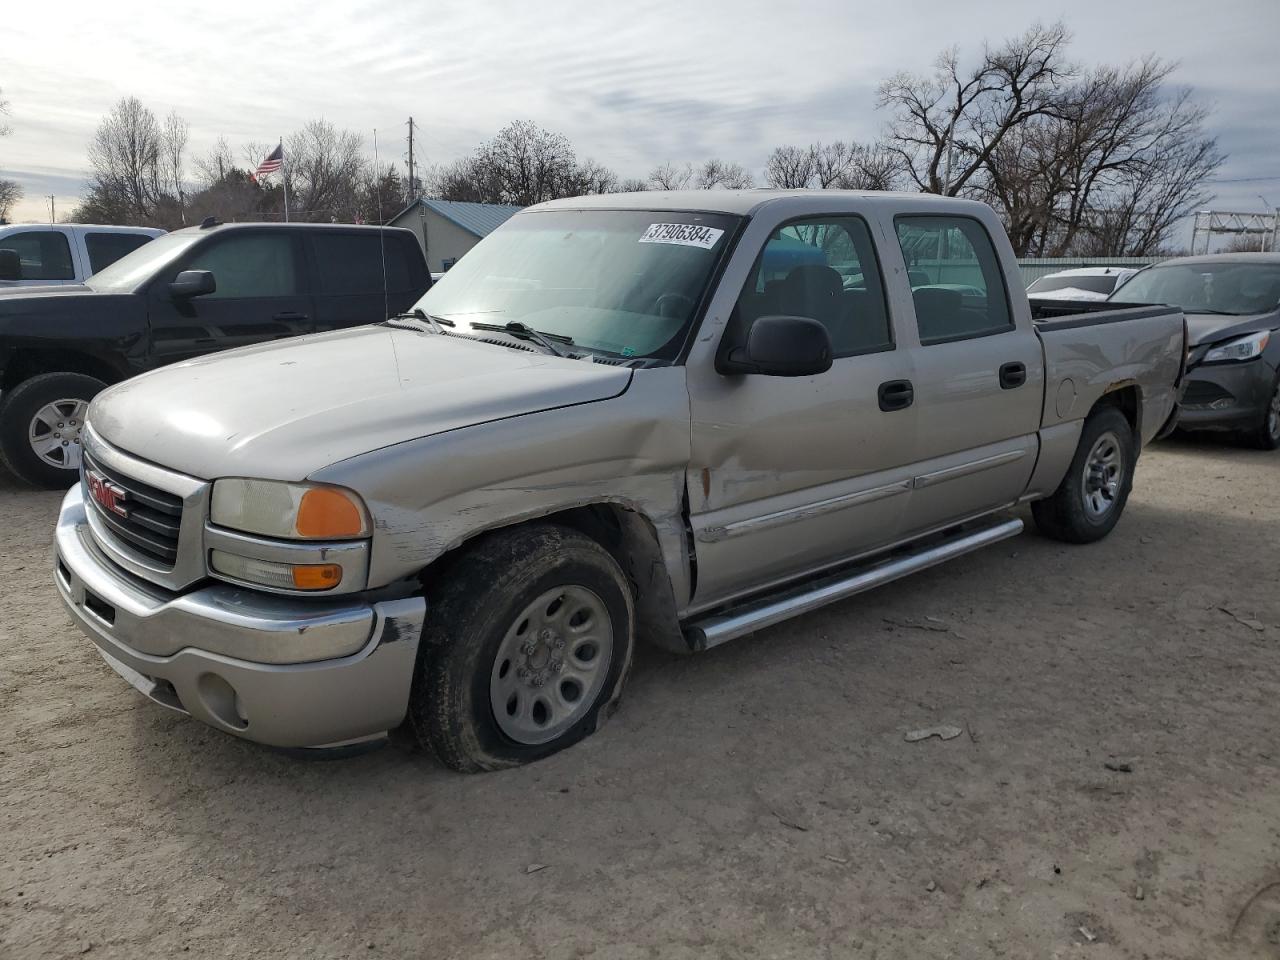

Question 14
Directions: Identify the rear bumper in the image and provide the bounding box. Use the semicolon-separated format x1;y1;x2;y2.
1176;358;1276;431
55;486;425;749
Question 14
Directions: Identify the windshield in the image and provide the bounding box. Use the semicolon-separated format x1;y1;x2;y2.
85;231;204;292
1113;262;1280;316
409;209;741;361
1028;274;1118;295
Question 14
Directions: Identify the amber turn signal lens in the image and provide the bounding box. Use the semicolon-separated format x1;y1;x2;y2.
290;564;343;590
295;487;367;538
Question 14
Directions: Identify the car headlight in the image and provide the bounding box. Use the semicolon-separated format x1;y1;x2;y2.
210;479;370;540
1203;331;1270;364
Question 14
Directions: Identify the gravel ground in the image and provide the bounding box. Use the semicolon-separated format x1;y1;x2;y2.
2;436;1278;959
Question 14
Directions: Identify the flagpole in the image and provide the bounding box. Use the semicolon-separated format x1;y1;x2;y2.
280;137;290;223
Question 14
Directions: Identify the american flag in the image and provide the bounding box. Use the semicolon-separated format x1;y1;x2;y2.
252;143;283;181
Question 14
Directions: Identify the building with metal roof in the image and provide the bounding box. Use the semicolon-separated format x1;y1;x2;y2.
387;198;523;273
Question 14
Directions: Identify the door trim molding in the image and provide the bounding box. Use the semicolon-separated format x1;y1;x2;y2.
697;478;912;543
912;448;1028;489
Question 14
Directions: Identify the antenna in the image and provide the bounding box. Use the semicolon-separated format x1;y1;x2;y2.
373;128;390;321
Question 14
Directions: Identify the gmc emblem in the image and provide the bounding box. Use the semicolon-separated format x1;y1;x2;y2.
86;470;129;518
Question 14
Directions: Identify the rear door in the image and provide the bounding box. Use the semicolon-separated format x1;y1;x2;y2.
890;213;1044;534
147;229;313;364
685;209;918;609
83;231;155;276
307;229;429;333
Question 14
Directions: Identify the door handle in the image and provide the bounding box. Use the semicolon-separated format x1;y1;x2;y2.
877;379;914;412
999;362;1027;389
273;311;309;322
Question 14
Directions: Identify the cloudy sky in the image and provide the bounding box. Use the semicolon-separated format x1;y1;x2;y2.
3;0;1277;244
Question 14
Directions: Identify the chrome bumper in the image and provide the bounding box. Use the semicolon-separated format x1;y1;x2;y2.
54;486;426;749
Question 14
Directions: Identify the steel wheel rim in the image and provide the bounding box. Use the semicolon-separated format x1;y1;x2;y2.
1082;430;1123;519
1268;383;1280;441
28;398;88;470
490;584;613;745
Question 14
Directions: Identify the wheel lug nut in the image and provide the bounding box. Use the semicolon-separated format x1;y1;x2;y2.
520;641;537;656
553;638;565;650
531;674;546;687
549;658;563;673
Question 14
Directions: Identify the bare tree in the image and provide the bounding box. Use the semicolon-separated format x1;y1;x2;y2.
194;136;238;187
765;145;816;189
82;96;167;224
472;120;579;205
0;88;19;220
161;110;189;224
648;162;694;190
650;159;752;190
616;177;649;193
879;22;1073;195
284;120;367;221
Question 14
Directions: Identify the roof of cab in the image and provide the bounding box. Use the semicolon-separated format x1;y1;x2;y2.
528;189;993;218
168;221;414;236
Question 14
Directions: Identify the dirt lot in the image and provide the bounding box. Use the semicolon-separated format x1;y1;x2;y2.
2;437;1279;960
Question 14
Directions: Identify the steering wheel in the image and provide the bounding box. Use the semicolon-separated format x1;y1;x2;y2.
654;292;695;319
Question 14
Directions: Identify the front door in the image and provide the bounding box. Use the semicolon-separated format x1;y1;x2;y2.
686;213;917;610
148;229;312;365
891;214;1044;535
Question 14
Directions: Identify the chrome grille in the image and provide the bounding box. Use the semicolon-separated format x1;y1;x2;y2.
82;449;183;565
79;424;209;592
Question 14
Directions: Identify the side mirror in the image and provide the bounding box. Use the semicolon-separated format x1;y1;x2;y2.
169;270;216;299
718;315;833;377
0;248;21;282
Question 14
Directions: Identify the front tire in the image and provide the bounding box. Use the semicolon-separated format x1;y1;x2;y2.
0;373;105;488
410;524;635;772
1243;372;1280;451
1032;406;1135;544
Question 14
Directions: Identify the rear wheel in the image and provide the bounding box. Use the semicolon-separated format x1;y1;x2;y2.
0;373;105;488
1032;406;1135;544
1243;373;1280;450
410;524;635;772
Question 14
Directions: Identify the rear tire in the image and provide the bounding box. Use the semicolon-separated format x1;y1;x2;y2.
1032;406;1135;544
0;373;105;488
410;524;635;773
1243;373;1280;451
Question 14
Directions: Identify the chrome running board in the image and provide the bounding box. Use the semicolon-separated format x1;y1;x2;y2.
683;518;1024;651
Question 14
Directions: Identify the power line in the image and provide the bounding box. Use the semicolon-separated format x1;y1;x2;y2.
1205;175;1280;185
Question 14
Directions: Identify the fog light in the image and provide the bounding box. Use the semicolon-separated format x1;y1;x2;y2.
210;550;343;591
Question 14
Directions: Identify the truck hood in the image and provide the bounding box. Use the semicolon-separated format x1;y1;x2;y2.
1186;310;1279;348
89;325;633;480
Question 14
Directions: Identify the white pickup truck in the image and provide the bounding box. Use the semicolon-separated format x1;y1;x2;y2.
53;191;1186;771
0;223;163;287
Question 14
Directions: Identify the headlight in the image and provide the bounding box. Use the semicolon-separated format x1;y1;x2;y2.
1203;331;1270;364
210;479;370;540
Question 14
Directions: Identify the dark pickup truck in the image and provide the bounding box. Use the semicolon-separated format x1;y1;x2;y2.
0;221;430;486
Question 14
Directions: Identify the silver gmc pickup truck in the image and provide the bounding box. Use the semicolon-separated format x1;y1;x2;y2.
53;191;1186;771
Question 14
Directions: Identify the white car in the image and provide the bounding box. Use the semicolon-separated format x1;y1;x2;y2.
1026;266;1139;302
0;224;164;288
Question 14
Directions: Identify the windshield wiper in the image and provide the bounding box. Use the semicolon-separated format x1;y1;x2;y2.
469;321;576;358
384;308;455;333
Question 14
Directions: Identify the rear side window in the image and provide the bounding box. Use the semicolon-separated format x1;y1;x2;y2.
734;215;892;357
1027;274;1117;295
312;232;415;295
0;230;74;280
85;232;153;274
895;216;1013;344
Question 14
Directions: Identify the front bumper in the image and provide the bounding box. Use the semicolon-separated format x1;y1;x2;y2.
54;486;426;749
1177;357;1277;431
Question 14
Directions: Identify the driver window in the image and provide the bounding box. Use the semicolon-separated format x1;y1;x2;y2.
734;216;892;358
182;233;299;299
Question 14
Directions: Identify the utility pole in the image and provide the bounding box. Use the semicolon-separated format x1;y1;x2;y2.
407;116;417;202
48;195;55;223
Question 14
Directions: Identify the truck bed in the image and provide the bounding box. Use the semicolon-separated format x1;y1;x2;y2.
1032;299;1185;444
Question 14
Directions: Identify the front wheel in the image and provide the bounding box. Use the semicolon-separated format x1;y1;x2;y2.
1032;406;1135;544
410;524;635;772
0;373;106;488
1243;373;1280;450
